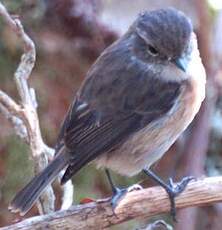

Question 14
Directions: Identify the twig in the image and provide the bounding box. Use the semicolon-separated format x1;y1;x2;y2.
0;91;28;142
0;103;28;142
59;172;74;210
0;2;73;214
1;177;222;230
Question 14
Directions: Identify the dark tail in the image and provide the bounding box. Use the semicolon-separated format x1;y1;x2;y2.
9;151;69;216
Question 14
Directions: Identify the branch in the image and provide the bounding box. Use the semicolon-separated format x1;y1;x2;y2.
0;2;73;214
1;177;222;230
0;91;28;142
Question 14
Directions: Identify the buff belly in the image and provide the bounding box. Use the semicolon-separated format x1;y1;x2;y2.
95;108;188;176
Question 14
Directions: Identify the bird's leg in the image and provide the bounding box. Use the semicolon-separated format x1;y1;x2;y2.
143;168;194;221
105;169;127;210
105;169;142;211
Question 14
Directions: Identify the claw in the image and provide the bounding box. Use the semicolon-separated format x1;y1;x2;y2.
143;169;194;221
105;169;143;215
111;184;143;211
111;187;127;211
166;176;195;221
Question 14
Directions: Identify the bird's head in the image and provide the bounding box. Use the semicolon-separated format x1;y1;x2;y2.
130;8;193;73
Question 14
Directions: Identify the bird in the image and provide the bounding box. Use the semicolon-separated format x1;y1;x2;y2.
9;8;206;219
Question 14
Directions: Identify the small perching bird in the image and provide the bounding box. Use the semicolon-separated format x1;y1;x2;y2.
9;8;206;219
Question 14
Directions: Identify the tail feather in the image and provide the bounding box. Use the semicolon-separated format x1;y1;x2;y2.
9;152;68;216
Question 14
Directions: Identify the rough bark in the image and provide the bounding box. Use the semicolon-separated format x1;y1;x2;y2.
1;177;222;230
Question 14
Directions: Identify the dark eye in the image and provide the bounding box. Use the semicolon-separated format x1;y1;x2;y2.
147;45;159;56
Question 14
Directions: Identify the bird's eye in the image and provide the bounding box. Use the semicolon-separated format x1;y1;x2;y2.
147;45;159;56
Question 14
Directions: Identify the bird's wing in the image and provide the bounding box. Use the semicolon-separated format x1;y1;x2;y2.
57;76;182;184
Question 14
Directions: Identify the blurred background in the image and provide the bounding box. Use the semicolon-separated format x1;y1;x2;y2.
0;0;222;229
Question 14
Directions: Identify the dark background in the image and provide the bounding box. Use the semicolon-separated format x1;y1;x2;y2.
0;0;222;229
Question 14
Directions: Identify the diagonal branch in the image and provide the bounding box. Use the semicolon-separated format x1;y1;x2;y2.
1;177;222;230
0;91;22;115
0;91;28;142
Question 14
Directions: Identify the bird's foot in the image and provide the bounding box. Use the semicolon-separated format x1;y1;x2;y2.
143;169;194;221
111;184;143;211
165;176;194;221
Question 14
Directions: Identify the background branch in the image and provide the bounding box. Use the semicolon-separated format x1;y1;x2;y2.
0;2;73;215
1;177;222;230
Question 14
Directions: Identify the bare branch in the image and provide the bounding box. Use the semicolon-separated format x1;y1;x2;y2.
60;174;74;210
1;177;222;230
0;1;73;214
0;91;22;115
0;103;28;142
0;90;28;141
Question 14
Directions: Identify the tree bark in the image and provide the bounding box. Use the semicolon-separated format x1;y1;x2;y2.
1;177;222;230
